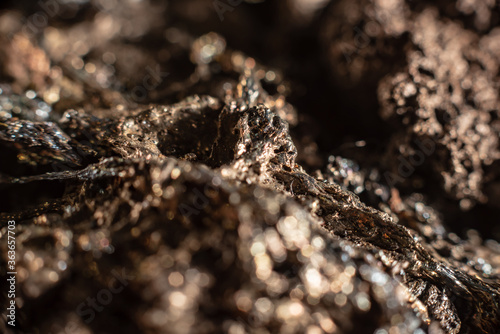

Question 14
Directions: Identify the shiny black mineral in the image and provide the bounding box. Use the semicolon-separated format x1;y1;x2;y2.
1;1;500;334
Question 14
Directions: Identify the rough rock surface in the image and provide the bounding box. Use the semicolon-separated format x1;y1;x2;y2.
1;1;500;334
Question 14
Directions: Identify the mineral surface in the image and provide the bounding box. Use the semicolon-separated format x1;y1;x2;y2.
1;1;500;334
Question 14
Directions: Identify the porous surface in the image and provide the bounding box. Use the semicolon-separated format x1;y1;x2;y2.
1;1;500;333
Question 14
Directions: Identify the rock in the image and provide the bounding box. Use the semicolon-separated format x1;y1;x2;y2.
1;1;500;334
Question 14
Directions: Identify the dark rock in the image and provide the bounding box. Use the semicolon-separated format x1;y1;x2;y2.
1;1;500;334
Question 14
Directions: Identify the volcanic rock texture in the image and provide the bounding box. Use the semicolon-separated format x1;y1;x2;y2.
1;0;500;333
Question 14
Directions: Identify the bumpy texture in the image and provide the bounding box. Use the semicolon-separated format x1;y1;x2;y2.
1;0;500;334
